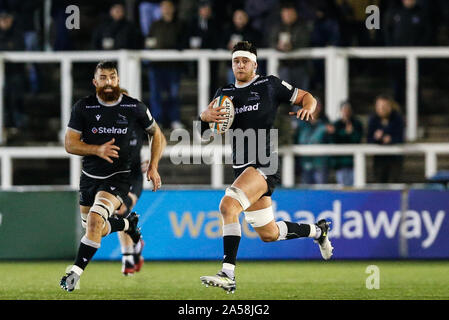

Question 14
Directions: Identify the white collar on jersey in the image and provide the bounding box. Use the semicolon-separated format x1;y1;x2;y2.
234;74;260;89
96;93;123;107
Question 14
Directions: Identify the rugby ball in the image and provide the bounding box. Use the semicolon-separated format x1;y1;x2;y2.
209;95;234;134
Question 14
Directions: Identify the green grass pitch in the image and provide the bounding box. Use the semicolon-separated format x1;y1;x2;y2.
0;260;448;300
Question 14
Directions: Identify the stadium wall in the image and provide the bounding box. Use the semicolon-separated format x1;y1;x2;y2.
0;191;79;259
0;189;447;260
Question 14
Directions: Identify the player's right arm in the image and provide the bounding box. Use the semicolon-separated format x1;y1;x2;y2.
65;100;119;163
200;98;228;123
65;129;120;164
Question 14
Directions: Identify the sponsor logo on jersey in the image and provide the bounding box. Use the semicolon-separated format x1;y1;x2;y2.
91;126;128;134
222;87;235;91
86;105;101;109
117;113;128;124
248;91;260;101
120;104;137;108
96;114;101;121
253;78;269;86
235;102;259;115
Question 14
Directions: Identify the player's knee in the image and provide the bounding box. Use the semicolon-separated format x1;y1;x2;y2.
219;196;241;218
90;197;115;221
260;233;278;243
222;186;251;215
86;212;104;234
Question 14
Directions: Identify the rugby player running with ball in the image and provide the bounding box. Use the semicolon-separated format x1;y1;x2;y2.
199;41;333;293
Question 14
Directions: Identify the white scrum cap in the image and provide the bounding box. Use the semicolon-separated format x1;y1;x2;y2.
232;50;257;63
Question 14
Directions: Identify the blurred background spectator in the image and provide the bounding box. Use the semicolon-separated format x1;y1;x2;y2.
138;0;162;38
50;0;74;51
245;0;279;48
213;0;246;33
336;0;380;47
384;0;431;107
331;101;364;186
92;2;142;50
269;2;313;90
222;8;262;84
309;1;340;91
223;9;262;51
0;10;26;139
0;0;43;93
186;0;220;97
146;0;185;130
186;0;218;50
367;94;405;183
296;99;333;184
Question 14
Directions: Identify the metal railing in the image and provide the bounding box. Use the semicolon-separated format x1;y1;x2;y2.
1;143;449;190
1;47;449;144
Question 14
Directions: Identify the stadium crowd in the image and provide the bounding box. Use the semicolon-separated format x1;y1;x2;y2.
0;0;448;185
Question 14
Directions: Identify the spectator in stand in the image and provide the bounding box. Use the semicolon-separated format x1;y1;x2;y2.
0;0;42;93
367;94;405;183
138;0;162;38
223;9;261;51
0;10;26;139
146;0;185;129
269;2;313;90
186;0;219;49
245;0;279;48
213;0;246;32
331;101;363;186
177;0;199;23
385;0;432;46
309;2;340;91
92;2;142;50
336;0;380;47
222;9;261;83
186;0;220;97
296;99;333;184
50;0;73;51
384;0;432;106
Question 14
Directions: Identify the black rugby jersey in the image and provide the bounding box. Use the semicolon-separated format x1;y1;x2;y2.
201;75;298;168
67;94;154;178
129;125;145;169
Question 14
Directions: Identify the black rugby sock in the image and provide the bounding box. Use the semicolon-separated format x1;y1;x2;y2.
283;221;311;239
73;236;100;271
223;235;241;266
108;216;126;233
221;222;241;279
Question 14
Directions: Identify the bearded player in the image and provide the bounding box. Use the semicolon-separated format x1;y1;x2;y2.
60;61;164;291
198;41;333;293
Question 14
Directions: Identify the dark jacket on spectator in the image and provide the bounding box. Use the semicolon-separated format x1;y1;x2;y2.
92;17;142;50
0;17;25;74
147;17;185;68
186;14;220;49
332;117;363;169
384;3;432;46
367;110;404;145
221;23;261;49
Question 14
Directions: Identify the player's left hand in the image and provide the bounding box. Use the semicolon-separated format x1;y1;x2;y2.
289;108;314;121
146;165;162;192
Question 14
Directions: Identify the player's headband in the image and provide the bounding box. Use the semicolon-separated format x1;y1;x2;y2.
232;50;257;63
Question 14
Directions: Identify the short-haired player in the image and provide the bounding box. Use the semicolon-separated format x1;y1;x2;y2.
199;41;333;293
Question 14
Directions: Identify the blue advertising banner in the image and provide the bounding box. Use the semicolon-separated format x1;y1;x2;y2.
95;189;412;260
406;190;448;258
